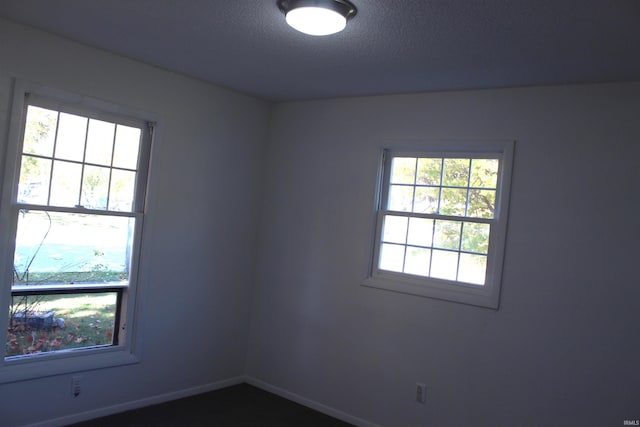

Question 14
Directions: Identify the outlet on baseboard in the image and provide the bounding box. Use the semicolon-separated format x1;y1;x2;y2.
415;382;426;404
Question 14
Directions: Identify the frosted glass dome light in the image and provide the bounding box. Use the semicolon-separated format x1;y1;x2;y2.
278;0;357;37
286;7;346;36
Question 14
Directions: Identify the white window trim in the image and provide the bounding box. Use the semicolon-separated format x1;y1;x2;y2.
0;79;158;383
363;140;514;309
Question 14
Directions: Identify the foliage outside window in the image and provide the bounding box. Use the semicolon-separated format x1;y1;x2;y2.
2;93;151;362
364;143;513;309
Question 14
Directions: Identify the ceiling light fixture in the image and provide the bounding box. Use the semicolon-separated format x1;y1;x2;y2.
277;0;357;36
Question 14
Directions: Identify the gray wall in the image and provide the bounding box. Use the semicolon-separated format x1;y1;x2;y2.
247;83;640;426
0;19;270;426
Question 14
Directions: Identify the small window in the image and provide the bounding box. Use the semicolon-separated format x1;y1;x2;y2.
0;83;153;379
364;142;513;309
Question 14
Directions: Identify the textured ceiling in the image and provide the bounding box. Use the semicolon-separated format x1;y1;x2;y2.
1;0;639;101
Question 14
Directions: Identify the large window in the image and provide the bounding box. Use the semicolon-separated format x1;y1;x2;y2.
364;142;513;309
0;82;153;380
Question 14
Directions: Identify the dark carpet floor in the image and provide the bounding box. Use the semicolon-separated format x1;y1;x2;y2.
69;383;353;427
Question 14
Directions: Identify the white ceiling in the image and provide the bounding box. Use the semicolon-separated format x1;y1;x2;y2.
1;0;639;101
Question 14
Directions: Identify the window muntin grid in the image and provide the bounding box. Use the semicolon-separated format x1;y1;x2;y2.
377;155;501;285
18;105;142;213
386;157;499;219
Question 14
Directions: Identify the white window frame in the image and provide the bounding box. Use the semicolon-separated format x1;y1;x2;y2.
0;79;156;383
363;140;514;309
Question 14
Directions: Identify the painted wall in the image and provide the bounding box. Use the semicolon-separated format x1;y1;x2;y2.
247;83;640;426
0;19;270;426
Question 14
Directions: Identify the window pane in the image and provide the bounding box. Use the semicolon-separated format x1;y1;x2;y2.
18;156;51;205
13;211;133;286
109;169;136;212
407;217;434;247
470;159;499;189
379;243;405;272
55;112;87;162
375;149;509;298
413;187;439;213
468;189;496;219
85;119;115;166
416;158;441;185
458;253;487;285
390;157;416;184
50;160;82;207
430;250;458;280
461;222;490;254
442;158;470;187
404;247;430;276
113;125;141;170
6;292;117;357
23;106;57;157
81;165;110;210
387;185;414;212
439;188;467;216
433;220;461;250
382;215;408;244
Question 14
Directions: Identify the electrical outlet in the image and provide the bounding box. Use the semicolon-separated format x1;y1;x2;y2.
416;383;426;404
71;375;82;397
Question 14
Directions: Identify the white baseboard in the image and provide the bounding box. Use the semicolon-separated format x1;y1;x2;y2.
26;376;245;427
245;376;381;427
26;375;379;427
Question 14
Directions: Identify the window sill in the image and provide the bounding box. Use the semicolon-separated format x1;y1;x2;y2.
362;273;500;309
0;346;139;384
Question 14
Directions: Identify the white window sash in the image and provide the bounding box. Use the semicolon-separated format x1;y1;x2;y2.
0;79;156;382
364;141;514;309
